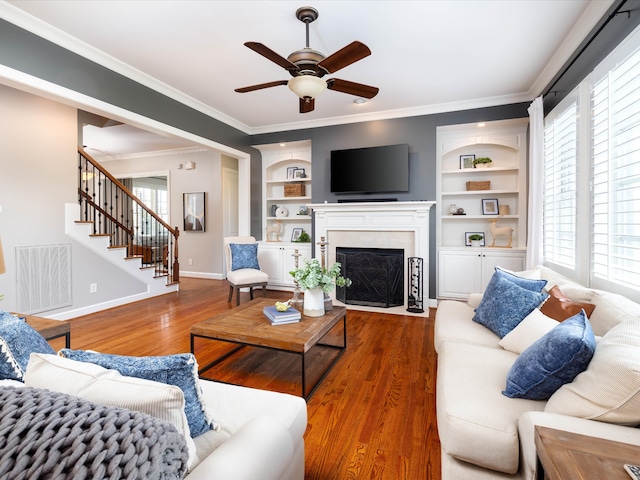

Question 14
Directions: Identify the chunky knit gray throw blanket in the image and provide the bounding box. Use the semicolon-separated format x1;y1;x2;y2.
0;387;188;480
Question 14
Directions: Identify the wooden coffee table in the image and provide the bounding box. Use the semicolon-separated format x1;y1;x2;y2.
190;299;347;399
15;313;71;348
535;425;640;479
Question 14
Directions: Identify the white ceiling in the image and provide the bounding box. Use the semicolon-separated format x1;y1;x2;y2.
2;0;610;155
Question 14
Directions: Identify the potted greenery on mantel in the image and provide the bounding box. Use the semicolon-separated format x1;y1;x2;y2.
473;157;492;169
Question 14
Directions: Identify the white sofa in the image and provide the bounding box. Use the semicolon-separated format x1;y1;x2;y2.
435;265;640;480
0;352;307;480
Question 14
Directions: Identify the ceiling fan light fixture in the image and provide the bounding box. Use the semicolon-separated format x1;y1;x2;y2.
288;75;327;100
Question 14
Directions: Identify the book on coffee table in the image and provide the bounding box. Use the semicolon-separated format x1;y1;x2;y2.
263;306;301;324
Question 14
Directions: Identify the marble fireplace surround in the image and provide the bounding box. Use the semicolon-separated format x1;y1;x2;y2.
308;201;435;317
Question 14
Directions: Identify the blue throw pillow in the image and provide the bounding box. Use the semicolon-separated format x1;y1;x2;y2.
60;350;215;437
494;267;547;292
473;274;549;338
0;311;55;381
229;243;260;271
503;310;595;400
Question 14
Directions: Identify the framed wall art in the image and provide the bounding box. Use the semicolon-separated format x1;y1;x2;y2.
291;227;303;242
183;192;206;232
482;198;499;215
460;154;475;169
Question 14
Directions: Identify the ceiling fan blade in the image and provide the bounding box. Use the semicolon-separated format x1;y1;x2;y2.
299;97;315;113
327;78;379;99
244;42;298;71
235;80;288;93
318;41;371;74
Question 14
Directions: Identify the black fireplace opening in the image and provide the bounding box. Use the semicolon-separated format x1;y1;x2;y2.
336;247;404;308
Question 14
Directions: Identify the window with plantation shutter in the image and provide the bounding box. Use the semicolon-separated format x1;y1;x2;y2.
541;24;640;300
590;42;640;291
543;95;578;270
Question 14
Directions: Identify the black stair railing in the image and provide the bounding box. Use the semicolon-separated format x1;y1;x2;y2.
78;148;180;283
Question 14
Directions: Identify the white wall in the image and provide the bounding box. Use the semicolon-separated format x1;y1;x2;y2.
0;84;146;316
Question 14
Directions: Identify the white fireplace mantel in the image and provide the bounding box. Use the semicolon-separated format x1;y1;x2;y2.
308;201;435;316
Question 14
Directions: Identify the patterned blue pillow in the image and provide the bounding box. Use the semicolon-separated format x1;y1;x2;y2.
60;350;215;437
473;274;549;338
229;243;260;271
494;267;547;292
503;310;595;400
0;311;55;381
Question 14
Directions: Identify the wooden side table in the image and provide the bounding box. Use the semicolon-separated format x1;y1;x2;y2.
17;314;71;348
535;425;640;480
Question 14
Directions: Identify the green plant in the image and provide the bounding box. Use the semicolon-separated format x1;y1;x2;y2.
468;234;484;241
294;231;311;243
289;258;352;293
473;157;492;165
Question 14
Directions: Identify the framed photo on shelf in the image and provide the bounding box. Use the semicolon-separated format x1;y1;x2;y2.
287;167;297;179
465;232;486;246
183;192;205;232
293;168;306;178
482;198;499;215
460;154;475;169
291;227;303;242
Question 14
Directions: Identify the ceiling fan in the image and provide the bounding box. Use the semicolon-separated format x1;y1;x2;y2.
235;6;379;113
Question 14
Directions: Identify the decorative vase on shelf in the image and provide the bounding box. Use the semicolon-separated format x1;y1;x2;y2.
303;288;325;317
448;204;457;215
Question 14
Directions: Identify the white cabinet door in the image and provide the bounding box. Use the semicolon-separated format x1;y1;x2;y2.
438;250;482;299
258;243;311;289
438;248;526;299
258;244;283;284
480;251;526;291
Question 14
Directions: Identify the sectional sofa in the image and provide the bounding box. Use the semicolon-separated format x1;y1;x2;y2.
435;265;640;479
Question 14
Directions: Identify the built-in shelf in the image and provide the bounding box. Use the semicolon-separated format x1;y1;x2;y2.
441;190;519;196
441;167;519;175
441;214;519;220
436;118;529;300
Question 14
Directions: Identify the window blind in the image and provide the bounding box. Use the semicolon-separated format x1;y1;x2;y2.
543;97;578;269
591;45;640;290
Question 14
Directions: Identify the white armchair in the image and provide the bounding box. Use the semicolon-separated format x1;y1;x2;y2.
224;236;269;305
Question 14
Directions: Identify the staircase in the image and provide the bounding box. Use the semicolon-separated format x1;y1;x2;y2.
65;149;180;297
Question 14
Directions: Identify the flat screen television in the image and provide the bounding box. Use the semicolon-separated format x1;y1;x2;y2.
330;144;409;194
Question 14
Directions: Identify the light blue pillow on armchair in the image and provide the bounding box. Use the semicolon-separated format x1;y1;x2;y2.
0;311;55;381
503;310;595;400
60;349;215;437
229;243;260;271
472;274;549;338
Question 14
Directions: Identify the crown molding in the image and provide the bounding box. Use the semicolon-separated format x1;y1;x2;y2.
0;2;253;134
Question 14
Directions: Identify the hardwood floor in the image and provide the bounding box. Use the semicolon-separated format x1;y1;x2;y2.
61;277;441;479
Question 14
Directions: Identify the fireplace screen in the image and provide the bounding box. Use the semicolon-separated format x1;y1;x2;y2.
336;247;404;308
